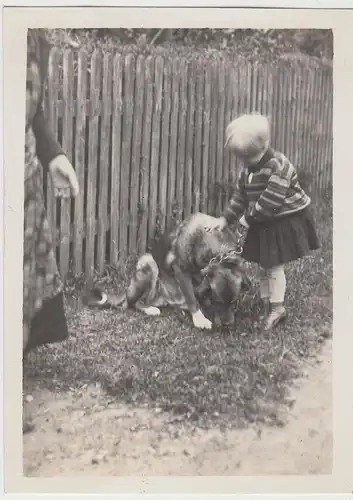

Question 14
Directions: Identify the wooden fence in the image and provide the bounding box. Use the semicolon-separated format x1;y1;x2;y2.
43;48;333;280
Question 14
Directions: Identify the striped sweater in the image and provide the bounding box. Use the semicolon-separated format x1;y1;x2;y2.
224;149;311;225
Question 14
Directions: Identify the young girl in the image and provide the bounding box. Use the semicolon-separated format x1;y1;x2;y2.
205;113;320;332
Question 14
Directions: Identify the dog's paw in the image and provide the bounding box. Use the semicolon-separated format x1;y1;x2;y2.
192;310;212;330
143;306;161;316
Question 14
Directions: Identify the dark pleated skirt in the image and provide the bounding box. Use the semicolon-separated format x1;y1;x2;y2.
242;207;320;269
25;291;68;353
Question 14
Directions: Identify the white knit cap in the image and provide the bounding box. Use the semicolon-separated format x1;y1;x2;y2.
225;114;270;163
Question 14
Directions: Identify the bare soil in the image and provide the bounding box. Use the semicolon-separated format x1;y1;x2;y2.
23;339;332;477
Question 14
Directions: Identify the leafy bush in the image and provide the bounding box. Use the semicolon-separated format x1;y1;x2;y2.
45;28;332;68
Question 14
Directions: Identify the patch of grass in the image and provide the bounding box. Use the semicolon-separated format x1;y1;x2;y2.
24;199;332;430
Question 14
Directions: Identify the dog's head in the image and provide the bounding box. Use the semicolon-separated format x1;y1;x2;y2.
199;253;251;304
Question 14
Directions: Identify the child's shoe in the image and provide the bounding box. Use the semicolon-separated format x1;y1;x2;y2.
262;304;287;332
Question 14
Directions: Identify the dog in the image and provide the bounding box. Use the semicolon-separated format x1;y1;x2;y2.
83;213;251;330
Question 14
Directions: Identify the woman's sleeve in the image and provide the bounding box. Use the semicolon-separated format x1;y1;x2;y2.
32;105;65;171
31;29;65;171
223;169;247;224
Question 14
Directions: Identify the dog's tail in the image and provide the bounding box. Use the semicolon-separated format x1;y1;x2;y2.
81;287;127;309
82;254;161;310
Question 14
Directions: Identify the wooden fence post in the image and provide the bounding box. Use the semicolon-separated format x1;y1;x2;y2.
119;54;135;261
85;50;102;279
46;48;60;249
73;49;87;276
158;58;172;234
110;54;123;268
97;52;113;274
138;56;154;254
148;56;164;240
166;58;180;229
129;55;145;254
60;49;74;280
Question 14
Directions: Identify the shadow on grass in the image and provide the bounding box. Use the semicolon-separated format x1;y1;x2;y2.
24;198;333;431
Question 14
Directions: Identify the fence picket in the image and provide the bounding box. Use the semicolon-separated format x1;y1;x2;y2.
201;65;211;213
46;48;60;248
289;67;298;164
176;59;188;222
265;67;274;135
216;62;226;215
223;67;233;192
110;54;123;266
129;55;145;253
309;69;319;193
120;54;135;259
294;65;305;168
234;63;249;177
270;66;280;151
302;68;313;172
184;60;196;218
73;50;87;275
97;53;113;273
166;58;180;229
282;69;291;158
159;59;172;233
257;64;265;116
60;50;74;280
193;60;204;213
316;70;326;195
85;50;101;278
149;56;164;240
251;62;258;113
138;57;154;253
208;64;218;215
324;72;333;192
277;66;286;153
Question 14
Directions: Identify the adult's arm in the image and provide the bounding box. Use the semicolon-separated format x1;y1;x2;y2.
29;29;66;171
32;106;65;171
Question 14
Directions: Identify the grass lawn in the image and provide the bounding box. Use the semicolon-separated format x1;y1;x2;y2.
24;198;333;431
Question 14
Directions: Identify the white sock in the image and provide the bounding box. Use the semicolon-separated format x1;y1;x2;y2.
258;267;270;302
267;265;286;306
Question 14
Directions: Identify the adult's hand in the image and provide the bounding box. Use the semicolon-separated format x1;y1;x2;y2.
49;154;79;198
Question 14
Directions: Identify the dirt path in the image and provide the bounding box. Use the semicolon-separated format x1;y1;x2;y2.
23;340;332;477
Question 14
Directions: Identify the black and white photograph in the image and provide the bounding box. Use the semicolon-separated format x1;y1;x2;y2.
6;7;353;493
19;25;334;477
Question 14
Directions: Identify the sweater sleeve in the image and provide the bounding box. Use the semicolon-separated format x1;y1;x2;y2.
32;105;65;171
223;169;247;224
246;160;290;224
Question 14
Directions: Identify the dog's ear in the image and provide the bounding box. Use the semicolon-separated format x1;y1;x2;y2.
221;255;251;291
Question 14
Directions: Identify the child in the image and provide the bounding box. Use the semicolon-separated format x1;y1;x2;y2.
205;113;320;332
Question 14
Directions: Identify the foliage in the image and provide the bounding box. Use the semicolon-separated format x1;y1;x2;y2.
45;28;332;67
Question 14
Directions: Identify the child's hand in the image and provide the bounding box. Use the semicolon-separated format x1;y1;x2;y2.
239;215;250;229
204;216;227;232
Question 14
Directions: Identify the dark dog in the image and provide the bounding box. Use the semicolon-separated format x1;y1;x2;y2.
83;213;251;330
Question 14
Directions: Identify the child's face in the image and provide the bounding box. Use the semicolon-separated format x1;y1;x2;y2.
232;148;260;166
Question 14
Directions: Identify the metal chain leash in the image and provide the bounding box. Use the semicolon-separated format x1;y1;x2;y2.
208;225;248;266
